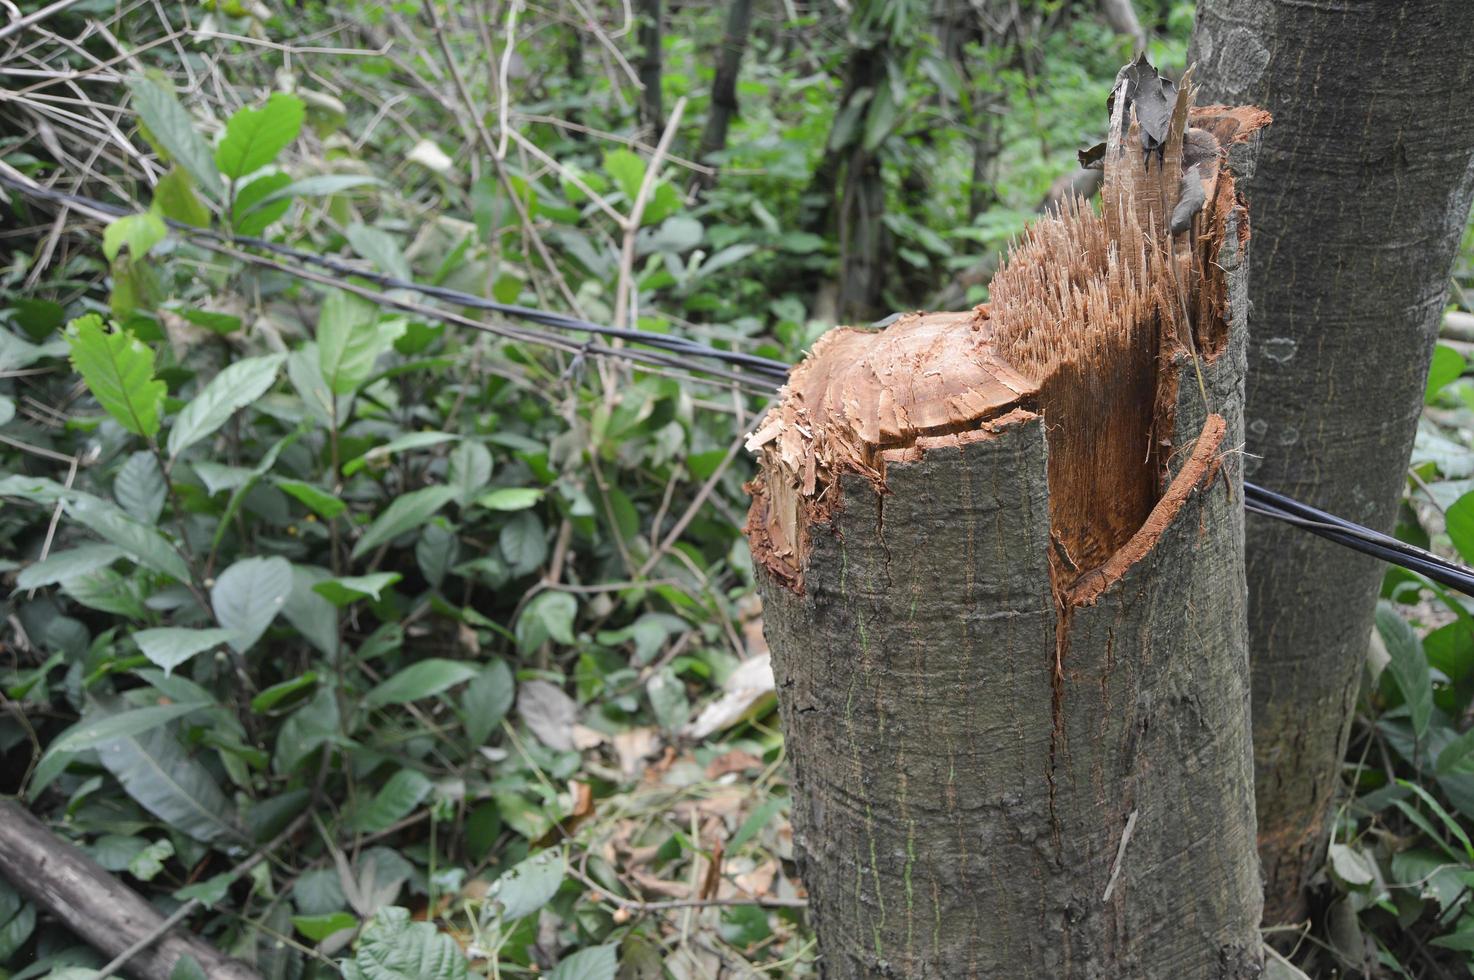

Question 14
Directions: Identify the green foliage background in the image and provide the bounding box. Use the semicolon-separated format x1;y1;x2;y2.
1;0;1472;977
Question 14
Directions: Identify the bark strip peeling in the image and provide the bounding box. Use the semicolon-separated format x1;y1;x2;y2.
746;65;1269;977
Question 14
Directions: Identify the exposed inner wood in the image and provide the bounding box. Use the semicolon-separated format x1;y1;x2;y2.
746;77;1264;593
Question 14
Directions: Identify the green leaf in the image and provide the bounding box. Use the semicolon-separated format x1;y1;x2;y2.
728;796;785;852
1446;491;1474;565
460;659;514;747
486;850;565;922
0;880;36;963
1326;842;1375;887
153;167;211;227
134;627;233;675
516;591;576;653
250;672;319;713
1377;601;1432;740
416;522;459;589
475;486;542;511
499;510;547;576
63;493;191;582
352;485;458;559
281;564;339;658
232;171;294;235
1428;344;1467;402
341;907;468;980
274;688;340;774
65;314;164;437
15;544;125;589
342;431;456;478
127;837;175;881
215;92;305;179
1438;725;1474;774
603;149;645;201
647;668;689;732
1398;778;1474;860
313;572;402;606
103;212;167;263
447;440;493;505
180;309;242;335
114;450;166;523
350;768;432;833
99;719;241;843
364;659;479;709
167;352;286;458
46;702;210;755
293;912;358;943
347;223;411;281
547;943;618;980
128;76;223;200
318;290;384;395
252;173;384;211
212;556;293;653
275;478;347;519
170;954;209;980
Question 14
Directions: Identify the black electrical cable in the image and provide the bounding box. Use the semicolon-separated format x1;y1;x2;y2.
6;170;1474;596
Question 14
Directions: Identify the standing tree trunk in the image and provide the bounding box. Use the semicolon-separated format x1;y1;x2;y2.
746;76;1270;976
692;0;754;193
636;0;662;137
1190;1;1474;925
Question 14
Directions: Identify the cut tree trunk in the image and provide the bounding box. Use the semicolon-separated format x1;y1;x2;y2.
0;799;260;980
1190;0;1474;925
745;72;1270;976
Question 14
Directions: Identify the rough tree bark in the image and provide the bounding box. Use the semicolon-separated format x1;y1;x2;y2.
746;72;1270;976
1190;0;1474;924
0;799;260;980
692;0;754;192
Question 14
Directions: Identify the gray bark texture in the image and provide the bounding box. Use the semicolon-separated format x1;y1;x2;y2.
0;798;261;980
748;103;1266;975
1190;0;1474;923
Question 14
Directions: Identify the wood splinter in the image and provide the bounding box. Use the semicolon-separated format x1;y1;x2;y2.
745;62;1270;978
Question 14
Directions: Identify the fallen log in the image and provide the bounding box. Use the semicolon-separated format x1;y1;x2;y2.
0;799;260;980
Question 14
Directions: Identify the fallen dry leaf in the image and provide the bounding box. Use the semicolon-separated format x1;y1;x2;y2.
683;653;775;739
612;727;660;778
705;749;764;780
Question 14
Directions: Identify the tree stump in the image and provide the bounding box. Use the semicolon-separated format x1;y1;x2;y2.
745;66;1270;977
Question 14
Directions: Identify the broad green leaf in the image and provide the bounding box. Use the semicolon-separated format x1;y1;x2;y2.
215;92;305;179
167;352;286;458
0;329;68;373
1446;491;1474;565
1377;601;1432;740
251;173;384;210
475;486;542;511
180;309;242;334
65;314;164;437
31;699;211;795
134;627;233;675
1326;842;1375;887
15;544;125;589
281;564;339;658
485;850;565;922
342;432;456;478
499;510;547;576
347;223;411;281
153;167;211;227
193;461;254;495
352;485;458;559
0;394;13;426
127;837;174;881
416;522;459;589
350;768;432;833
128;76;223;199
114;450;165;523
318;290;384;395
1427;344;1467;402
647;667;689;732
275;478;347;518
603;149;644;201
340;906;468;980
170;954;209;980
1432;913;1474;952
460;659;514;747
547;944;619;980
515;591;577;653
448;441;492;504
103;212;167;262
293;912;358;943
364;659;478;709
212;556;293;653
274;688;340;774
63;493;191;582
0;879;35;962
232;171;293;235
313;572;402;606
99;719;241;843
728;796;785;852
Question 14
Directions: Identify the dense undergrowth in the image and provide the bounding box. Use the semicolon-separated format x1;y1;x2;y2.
1;0;1473;977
